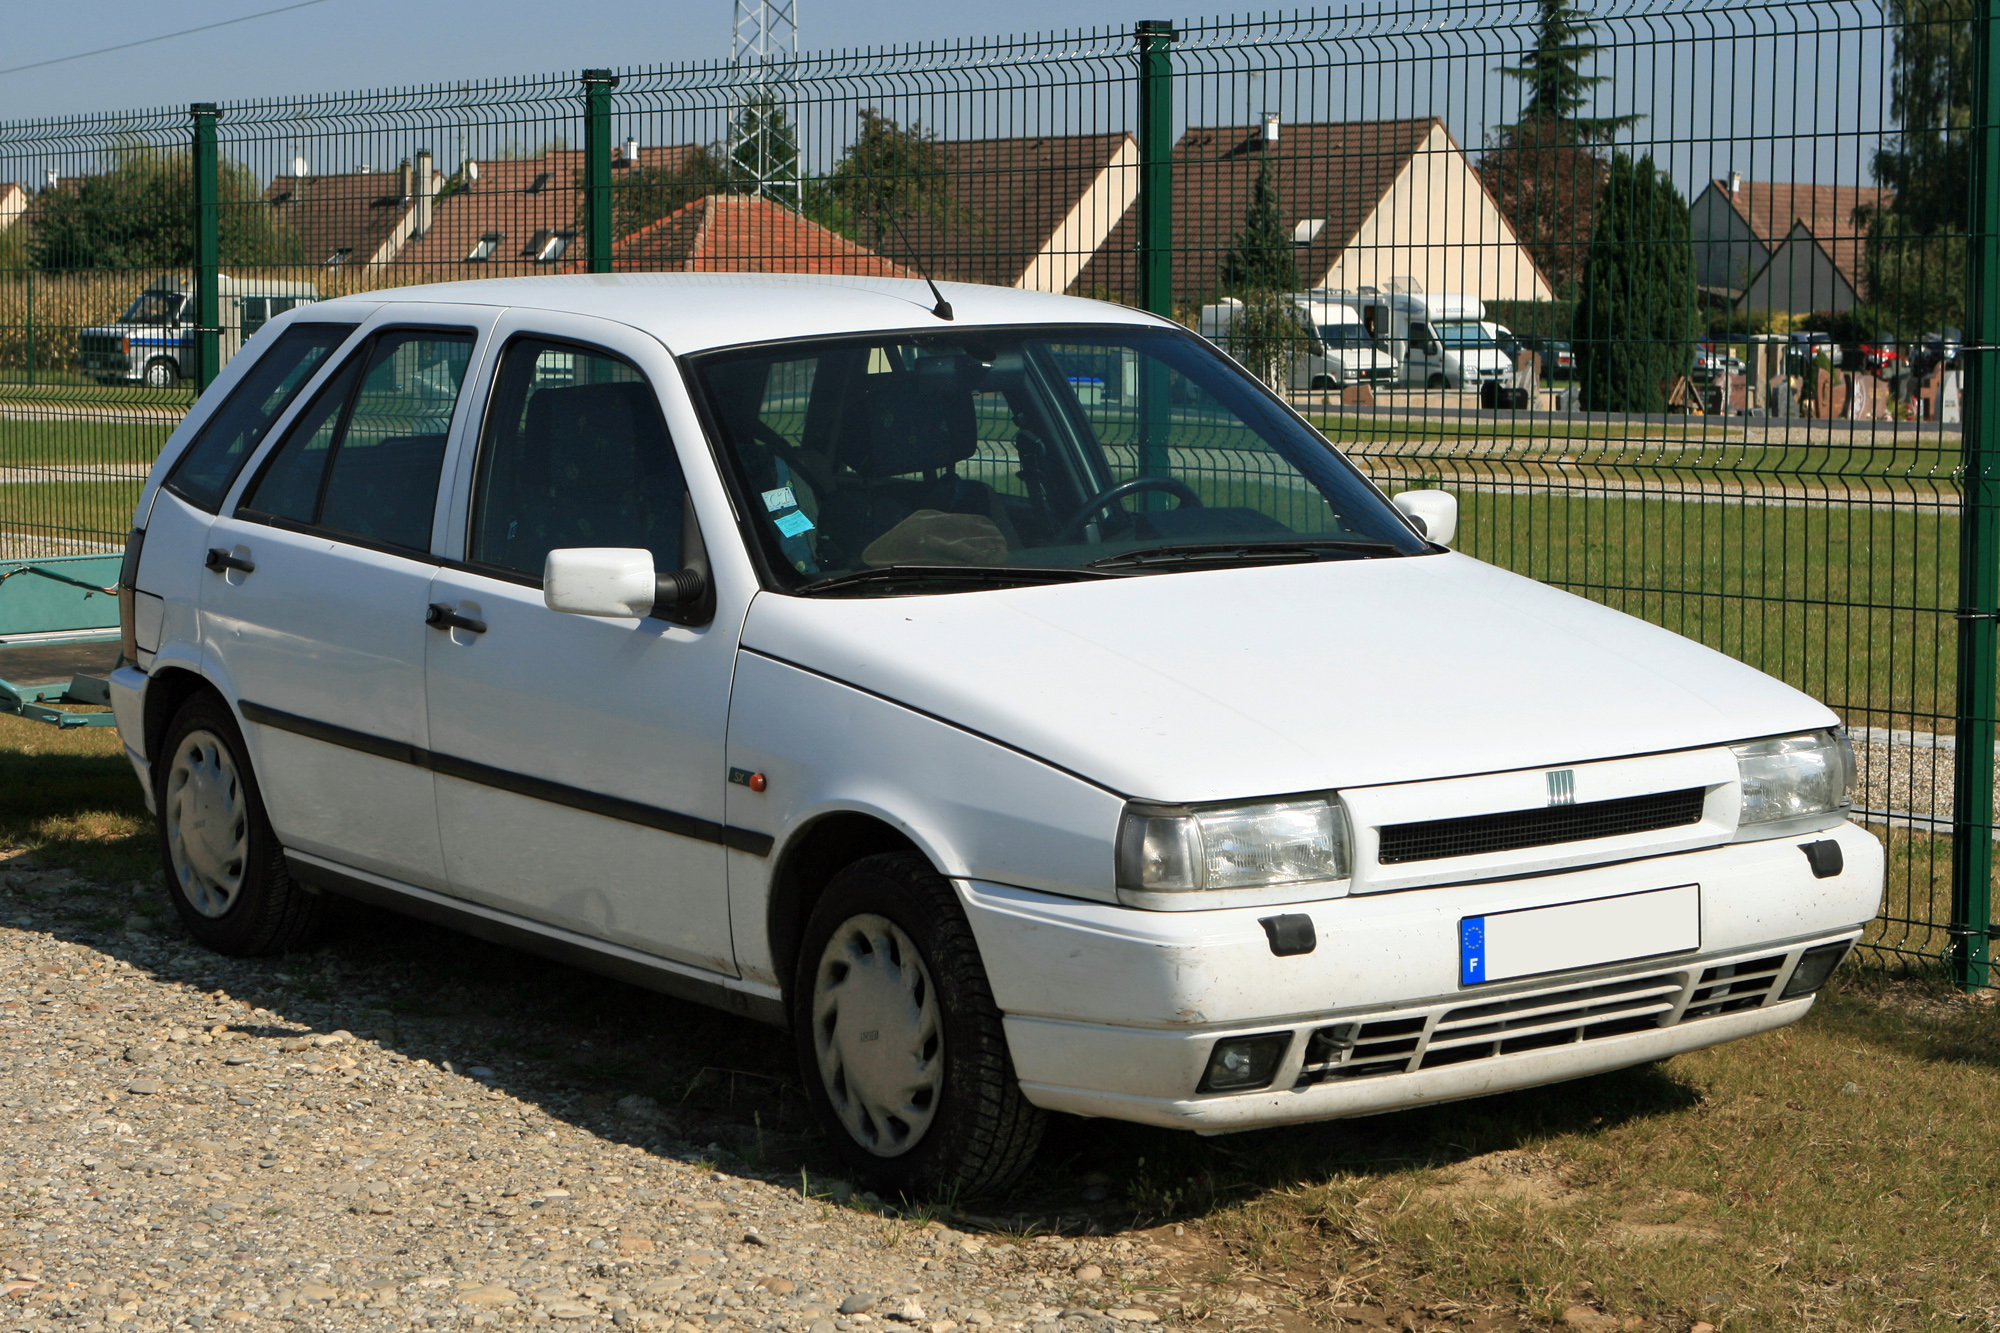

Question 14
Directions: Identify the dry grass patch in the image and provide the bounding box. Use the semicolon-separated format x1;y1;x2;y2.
1139;973;2000;1331
0;710;154;885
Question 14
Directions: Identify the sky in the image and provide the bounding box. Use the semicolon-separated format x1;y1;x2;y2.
0;0;1893;197
0;0;1150;124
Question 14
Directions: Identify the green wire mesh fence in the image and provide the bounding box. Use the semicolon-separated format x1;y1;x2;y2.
0;0;1992;984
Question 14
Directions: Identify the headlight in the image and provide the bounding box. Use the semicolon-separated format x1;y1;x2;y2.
1117;795;1349;908
1733;729;1854;837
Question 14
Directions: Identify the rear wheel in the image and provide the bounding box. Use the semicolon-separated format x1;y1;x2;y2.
1427;372;1447;389
155;693;322;955
792;852;1044;1198
142;359;179;390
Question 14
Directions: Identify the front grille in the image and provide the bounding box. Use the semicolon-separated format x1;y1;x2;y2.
1293;954;1788;1088
1377;786;1707;864
78;333;124;357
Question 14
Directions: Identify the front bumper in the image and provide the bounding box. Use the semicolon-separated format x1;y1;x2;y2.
963;821;1880;1132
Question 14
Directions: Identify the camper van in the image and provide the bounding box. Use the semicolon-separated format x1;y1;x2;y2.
1348;290;1516;391
1197;296;1399;391
79;275;320;389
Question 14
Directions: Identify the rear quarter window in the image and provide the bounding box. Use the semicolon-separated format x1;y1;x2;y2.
162;321;356;512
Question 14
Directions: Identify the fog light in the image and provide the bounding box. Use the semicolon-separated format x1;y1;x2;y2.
1779;941;1852;999
1199;1033;1290;1093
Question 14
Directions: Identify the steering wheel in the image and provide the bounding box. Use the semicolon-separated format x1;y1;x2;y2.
1054;476;1202;544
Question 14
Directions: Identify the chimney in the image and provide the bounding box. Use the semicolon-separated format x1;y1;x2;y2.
399;158;414;200
415;150;436;237
1729;171;1742;195
1262;112;1281;145
624;136;640;167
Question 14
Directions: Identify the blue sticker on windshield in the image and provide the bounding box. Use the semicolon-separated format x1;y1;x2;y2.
774;510;815;539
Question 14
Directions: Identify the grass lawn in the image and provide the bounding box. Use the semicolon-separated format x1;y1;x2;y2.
0;415;175;468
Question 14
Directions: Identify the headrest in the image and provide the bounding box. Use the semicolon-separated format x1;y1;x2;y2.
842;371;977;478
520;381;663;484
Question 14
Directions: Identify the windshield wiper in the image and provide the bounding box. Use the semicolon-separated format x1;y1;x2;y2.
796;564;1123;597
1085;539;1402;571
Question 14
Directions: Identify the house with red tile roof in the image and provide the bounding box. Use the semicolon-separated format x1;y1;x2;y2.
1071;118;1553;306
389;145;701;275
610;193;910;276
265;153;445;269
891;133;1138;293
1689;176;1889;313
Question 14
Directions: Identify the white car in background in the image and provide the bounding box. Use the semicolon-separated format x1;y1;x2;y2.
109;275;1882;1196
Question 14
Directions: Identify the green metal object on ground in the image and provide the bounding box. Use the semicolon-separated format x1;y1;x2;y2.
584;70;619;276
192;103;221;392
0;554;122;728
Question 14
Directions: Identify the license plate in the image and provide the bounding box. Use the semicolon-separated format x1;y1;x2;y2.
1460;884;1700;986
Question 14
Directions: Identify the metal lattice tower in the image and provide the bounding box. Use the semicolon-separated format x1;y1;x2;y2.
728;0;801;204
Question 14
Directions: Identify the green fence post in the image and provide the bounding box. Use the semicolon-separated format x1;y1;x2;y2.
583;70;619;275
1952;0;2000;989
191;102;220;391
1135;20;1176;320
24;264;33;388
1135;20;1176;482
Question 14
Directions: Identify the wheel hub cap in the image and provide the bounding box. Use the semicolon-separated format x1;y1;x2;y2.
811;914;943;1157
165;729;248;918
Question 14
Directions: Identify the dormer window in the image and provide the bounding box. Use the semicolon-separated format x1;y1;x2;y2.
524;229;575;263
526;172;551;195
324;248;352;265
465;232;503;262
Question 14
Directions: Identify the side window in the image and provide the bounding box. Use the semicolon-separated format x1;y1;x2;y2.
239;297;268;340
468;339;685;581
162;322;357;512
240;328;475;553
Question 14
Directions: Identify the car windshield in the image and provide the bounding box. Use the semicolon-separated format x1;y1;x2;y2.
1434;321;1498;349
1317;324;1380;350
690;325;1428;595
120;291;186;325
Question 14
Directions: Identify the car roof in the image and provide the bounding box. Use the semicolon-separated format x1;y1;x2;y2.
308;273;1169;355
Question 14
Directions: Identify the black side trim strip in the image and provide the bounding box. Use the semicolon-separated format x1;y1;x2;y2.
285;854;785;1026
239;700;774;856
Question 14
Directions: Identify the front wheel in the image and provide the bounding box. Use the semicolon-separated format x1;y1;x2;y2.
142;359;180;390
793;852;1045;1198
1427;372;1448;390
155;693;323;955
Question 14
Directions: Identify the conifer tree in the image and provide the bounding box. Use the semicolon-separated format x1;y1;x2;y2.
1218;153;1299;295
1574;153;1696;412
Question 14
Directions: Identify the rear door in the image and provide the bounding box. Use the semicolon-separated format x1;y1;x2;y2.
423;313;742;974
201;307;495;889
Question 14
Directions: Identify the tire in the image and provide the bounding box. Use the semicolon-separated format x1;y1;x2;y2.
154;693;323;956
1308;374;1337;391
1427;372;1447;390
142;359;179;390
792;852;1045;1198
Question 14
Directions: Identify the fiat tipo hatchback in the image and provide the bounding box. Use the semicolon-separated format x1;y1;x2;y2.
110;275;1883;1194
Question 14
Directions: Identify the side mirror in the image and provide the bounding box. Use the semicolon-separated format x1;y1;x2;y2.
1392;490;1457;546
1424;341;1442;356
544;548;707;621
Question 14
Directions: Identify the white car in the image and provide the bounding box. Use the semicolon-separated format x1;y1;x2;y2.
109;275;1882;1196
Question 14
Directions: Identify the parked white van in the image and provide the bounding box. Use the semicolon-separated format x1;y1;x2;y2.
1197;296;1398;391
109;275;1881;1196
78;274;320;389
1350;290;1516;390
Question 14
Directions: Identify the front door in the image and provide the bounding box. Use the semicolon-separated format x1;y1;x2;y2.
424;322;738;975
202;320;483;889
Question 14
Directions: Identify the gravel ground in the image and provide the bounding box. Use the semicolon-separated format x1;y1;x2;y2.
0;853;1403;1333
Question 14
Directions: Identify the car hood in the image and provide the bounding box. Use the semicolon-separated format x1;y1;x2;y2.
738;554;1835;803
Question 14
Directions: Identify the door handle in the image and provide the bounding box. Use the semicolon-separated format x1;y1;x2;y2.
203;548;254;574
425;603;487;635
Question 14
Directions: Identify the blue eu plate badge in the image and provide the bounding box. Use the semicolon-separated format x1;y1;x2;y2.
1460;916;1486;985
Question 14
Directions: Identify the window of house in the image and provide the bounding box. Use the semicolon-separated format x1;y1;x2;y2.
324;248;352;265
528;230;574;263
465;232;503;262
525;171;551;194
